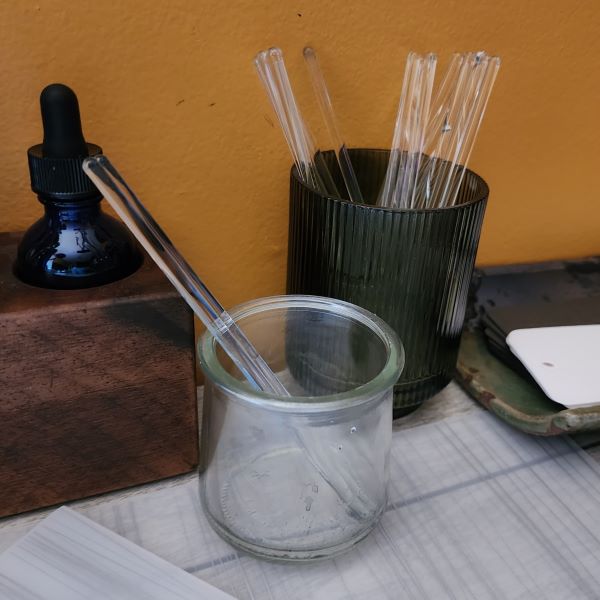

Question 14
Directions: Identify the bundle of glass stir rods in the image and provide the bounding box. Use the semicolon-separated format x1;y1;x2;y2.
254;48;500;210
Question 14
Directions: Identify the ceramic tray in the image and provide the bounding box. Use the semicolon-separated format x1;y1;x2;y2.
456;256;600;436
456;328;600;435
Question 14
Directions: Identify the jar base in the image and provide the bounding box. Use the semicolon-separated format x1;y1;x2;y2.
393;372;452;419
203;506;381;563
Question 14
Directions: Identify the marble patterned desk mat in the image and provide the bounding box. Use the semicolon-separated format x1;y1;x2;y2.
3;407;600;599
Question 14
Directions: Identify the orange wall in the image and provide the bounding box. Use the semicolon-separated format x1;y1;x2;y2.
1;0;599;308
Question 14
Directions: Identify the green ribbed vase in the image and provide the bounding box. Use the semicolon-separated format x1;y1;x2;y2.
286;149;488;418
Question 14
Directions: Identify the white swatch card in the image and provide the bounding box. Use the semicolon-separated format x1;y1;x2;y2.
507;324;600;407
0;506;235;600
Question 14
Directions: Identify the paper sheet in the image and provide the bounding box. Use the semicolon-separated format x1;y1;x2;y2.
0;507;234;599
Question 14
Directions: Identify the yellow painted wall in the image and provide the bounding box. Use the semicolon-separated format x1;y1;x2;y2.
1;0;599;308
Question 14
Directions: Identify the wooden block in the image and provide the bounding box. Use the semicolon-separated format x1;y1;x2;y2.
0;232;198;517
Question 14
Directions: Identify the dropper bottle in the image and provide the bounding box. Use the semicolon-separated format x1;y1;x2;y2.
15;83;142;289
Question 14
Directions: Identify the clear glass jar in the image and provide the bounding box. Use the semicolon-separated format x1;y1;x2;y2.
198;295;404;561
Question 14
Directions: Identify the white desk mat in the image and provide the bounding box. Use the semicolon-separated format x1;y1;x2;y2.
4;407;600;599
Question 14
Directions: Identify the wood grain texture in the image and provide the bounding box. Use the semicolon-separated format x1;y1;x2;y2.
0;232;198;518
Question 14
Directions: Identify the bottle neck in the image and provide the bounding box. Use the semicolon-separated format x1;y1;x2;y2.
39;194;103;220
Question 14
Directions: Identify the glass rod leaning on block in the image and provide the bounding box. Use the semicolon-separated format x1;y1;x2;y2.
83;155;288;395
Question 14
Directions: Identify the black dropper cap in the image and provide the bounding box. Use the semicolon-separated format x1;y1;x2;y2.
27;83;102;200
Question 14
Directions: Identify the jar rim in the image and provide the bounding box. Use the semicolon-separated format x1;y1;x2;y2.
291;148;489;213
198;294;404;412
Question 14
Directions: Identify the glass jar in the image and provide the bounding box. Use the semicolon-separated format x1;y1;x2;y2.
198;295;404;561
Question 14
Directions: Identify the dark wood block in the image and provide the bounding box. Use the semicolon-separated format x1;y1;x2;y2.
0;232;198;517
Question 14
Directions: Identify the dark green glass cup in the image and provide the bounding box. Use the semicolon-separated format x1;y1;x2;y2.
286;149;488;418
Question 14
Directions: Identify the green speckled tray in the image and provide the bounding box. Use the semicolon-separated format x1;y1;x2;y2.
456;328;600;436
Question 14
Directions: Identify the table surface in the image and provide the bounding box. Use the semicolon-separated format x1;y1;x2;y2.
2;382;600;593
2;382;600;540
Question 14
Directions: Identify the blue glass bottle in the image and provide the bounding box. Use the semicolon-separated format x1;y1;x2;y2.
15;84;141;289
